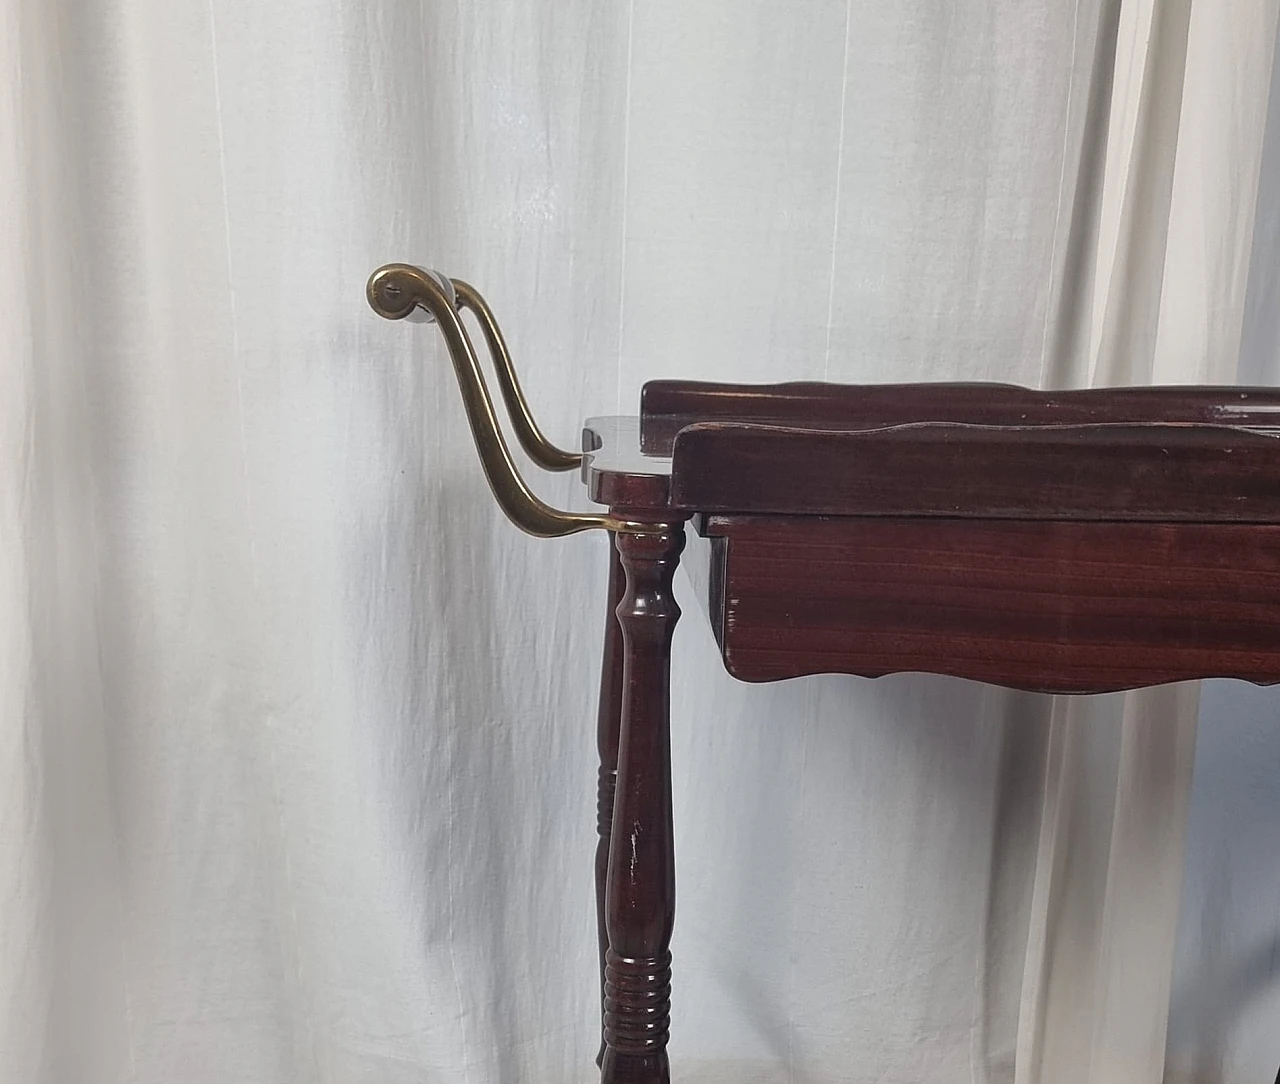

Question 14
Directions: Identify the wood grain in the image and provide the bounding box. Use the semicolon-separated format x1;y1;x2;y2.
670;421;1280;521
699;515;1280;692
594;536;627;1068
641;379;1280;453
602;522;686;1084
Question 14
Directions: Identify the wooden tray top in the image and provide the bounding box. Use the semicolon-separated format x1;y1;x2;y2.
584;380;1280;521
583;380;1280;693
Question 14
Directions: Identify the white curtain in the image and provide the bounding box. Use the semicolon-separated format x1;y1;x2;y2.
2;2;1278;1082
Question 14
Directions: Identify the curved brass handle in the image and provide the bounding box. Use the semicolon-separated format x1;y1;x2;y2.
367;263;638;538
450;280;581;472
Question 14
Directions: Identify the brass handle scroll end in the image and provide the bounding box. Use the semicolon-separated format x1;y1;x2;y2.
368;262;456;322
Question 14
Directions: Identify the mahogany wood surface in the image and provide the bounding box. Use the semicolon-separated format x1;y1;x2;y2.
583;379;1280;1082
602;521;687;1084
697;515;1280;692
641;379;1280;453
583;416;671;509
669;421;1280;520
594;537;626;1068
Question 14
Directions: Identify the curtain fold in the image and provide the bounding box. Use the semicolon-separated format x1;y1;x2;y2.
1022;3;1279;1082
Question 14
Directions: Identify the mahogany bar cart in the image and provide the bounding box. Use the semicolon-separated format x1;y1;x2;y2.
367;263;1280;1084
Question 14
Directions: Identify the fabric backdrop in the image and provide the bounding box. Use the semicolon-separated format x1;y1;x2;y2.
3;1;1280;1081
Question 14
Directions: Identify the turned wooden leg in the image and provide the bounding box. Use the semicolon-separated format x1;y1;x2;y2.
602;521;685;1084
596;535;626;1067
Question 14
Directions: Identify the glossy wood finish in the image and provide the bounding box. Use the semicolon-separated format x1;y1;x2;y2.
696;515;1280;692
670;421;1280;520
602;521;686;1084
582;416;671;509
641;379;1280;453
581;378;1280;1082
594;536;626;1068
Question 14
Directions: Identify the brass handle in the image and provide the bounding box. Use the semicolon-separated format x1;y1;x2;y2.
366;263;636;538
451;280;581;472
